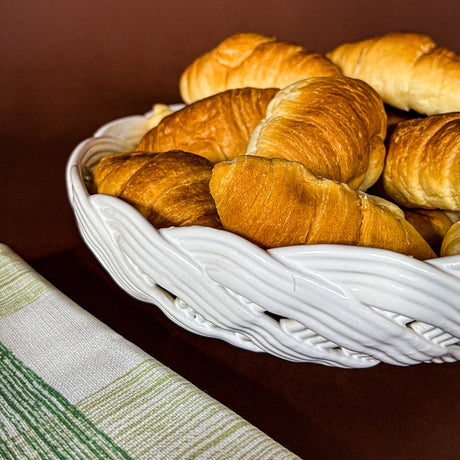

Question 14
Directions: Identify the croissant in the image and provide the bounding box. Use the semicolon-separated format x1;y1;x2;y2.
136;88;278;164
246;76;387;191
404;209;459;254
146;103;175;129
327;32;460;115
383;113;460;210
93;150;221;229
180;32;340;104
209;155;436;260
441;221;460;256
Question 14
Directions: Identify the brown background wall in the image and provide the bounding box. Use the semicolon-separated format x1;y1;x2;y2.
1;0;459;260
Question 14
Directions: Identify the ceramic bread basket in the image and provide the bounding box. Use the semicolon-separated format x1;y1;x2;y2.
66;106;460;369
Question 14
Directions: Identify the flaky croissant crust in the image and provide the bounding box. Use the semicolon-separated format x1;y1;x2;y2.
441;221;460;257
327;31;460;115
383;112;460;211
136;87;278;164
180;32;340;103
93;150;222;229
210;155;436;260
246;76;387;191
405;209;459;254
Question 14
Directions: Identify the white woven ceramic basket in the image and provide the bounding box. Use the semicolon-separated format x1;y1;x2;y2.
66;107;460;368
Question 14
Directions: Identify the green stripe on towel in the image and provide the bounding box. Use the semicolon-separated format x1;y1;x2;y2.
77;360;298;459
0;341;131;460
0;246;51;319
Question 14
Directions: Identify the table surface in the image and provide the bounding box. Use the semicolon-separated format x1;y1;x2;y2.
2;1;460;458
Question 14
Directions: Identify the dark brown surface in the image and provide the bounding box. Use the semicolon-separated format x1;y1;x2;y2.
2;1;460;459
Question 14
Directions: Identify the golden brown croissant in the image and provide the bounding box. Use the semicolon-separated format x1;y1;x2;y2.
146;103;175;129
136;88;278;164
209;155;436;260
383;113;460;210
180;32;340;104
246;76;387;191
327;32;460;115
441;221;460;256
93;150;222;229
404;209;459;254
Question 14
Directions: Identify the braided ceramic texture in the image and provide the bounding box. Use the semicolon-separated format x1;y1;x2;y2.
66;110;460;368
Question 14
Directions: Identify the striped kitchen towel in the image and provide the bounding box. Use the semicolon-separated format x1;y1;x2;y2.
0;244;299;459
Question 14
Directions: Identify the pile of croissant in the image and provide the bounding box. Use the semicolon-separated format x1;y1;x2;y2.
93;31;460;260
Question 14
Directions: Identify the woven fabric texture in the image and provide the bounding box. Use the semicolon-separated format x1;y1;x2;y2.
0;244;298;460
